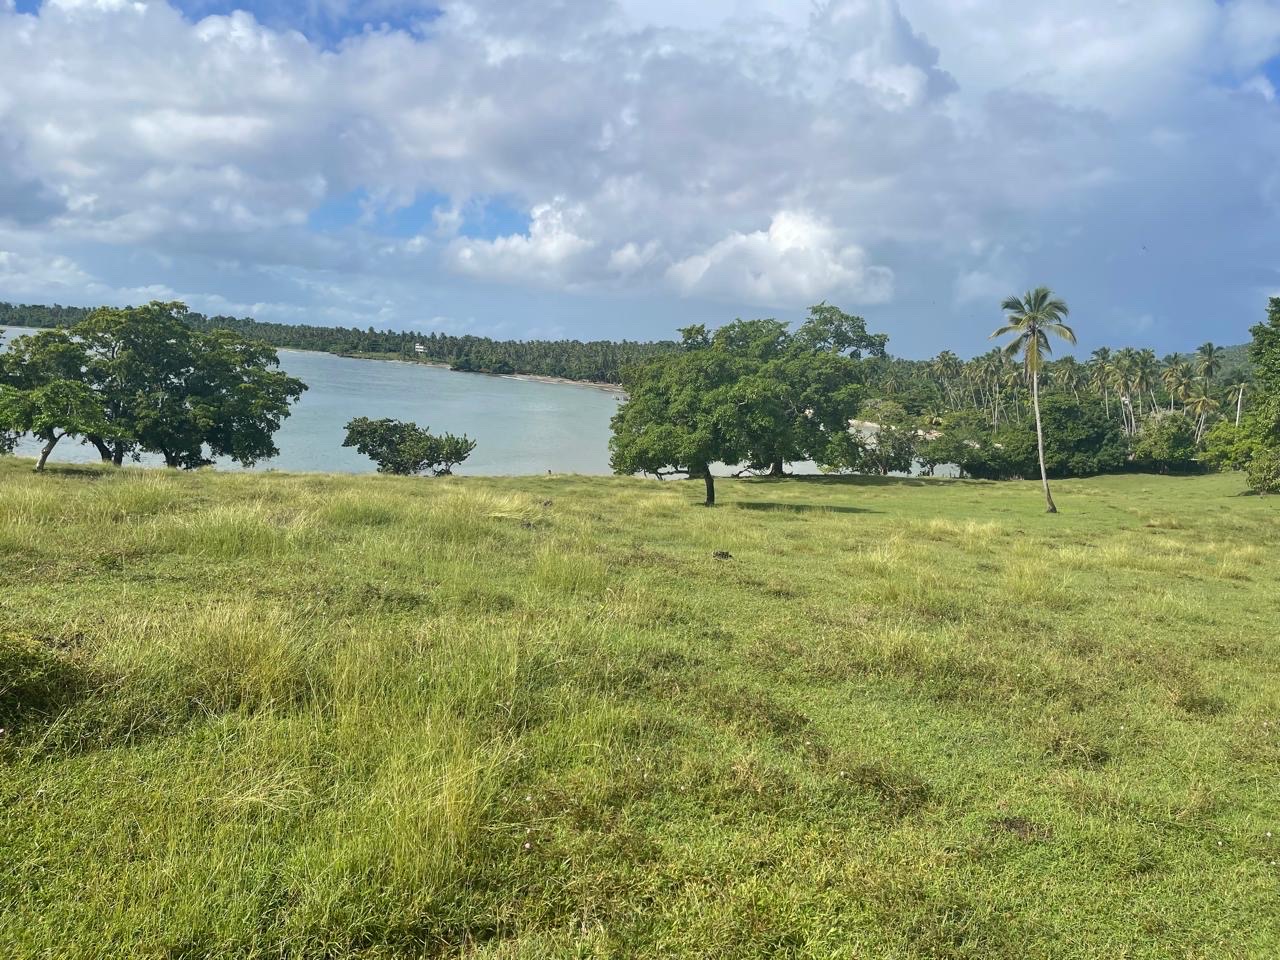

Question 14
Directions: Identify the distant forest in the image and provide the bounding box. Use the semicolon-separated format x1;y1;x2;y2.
0;301;1250;394
0;302;677;384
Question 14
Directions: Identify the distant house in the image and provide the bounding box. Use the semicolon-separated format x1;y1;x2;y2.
414;343;426;354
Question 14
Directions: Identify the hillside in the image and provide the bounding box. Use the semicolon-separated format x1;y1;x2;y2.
1;461;1278;958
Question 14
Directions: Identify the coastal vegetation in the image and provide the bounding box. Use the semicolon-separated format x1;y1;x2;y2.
1;462;1276;957
0;303;304;470
343;417;476;476
0;301;675;385
4;295;1279;496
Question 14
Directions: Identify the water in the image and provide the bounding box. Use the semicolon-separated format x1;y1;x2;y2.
2;326;622;475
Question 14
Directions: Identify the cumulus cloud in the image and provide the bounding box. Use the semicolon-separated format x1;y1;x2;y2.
0;0;1277;351
667;212;893;306
447;199;594;286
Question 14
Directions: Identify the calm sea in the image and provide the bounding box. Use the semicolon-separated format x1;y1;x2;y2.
1;326;622;475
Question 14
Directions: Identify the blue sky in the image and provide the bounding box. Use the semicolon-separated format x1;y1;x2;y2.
2;0;1279;355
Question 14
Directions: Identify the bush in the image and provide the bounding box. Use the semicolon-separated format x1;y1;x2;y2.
1244;446;1280;494
343;417;476;476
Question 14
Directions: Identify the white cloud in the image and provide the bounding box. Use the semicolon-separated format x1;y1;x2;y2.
446;199;594;285
0;0;1277;351
666;211;894;306
1223;0;1280;72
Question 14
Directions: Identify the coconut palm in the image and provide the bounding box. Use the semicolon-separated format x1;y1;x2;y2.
991;287;1076;513
930;351;963;409
1110;349;1139;435
1052;356;1085;400
1195;342;1223;386
1186;390;1220;443
1228;381;1248;427
1088;349;1112;418
1135;349;1160;415
1161;360;1194;412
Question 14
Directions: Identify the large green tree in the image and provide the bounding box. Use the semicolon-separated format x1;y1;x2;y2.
609;349;746;506
705;305;884;475
610;305;886;503
991;287;1077;512
0;302;306;469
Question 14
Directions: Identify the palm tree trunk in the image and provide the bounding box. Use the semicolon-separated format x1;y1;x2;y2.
1236;388;1244;427
1032;369;1056;513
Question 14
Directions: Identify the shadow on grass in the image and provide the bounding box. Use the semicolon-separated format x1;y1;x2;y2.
741;474;976;488
733;501;876;515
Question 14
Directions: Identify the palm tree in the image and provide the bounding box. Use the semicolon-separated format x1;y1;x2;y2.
1195;342;1223;386
930;351;963;409
991;287;1076;513
1088;348;1112;418
1109;349;1138;435
1228;381;1248;427
1161;360;1194;412
1135;349;1159;415
1052;356;1085;401
1186;390;1220;443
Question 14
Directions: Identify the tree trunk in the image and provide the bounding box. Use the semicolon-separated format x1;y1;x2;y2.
1032;369;1057;514
35;433;62;472
112;442;125;467
768;460;785;477
702;469;715;507
1236;387;1245;427
87;435;114;462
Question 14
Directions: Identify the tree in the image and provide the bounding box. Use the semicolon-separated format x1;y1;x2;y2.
823;399;917;475
609;350;746;506
1161;361;1194;412
0;380;109;471
999;395;1126;479
0;327;110;469
1185;390;1219;444
1203;298;1280;493
991;287;1077;512
1131;410;1200;474
1;302;306;469
343;417;475;476
673;305;882;478
1228;381;1248;427
1195;342;1223;385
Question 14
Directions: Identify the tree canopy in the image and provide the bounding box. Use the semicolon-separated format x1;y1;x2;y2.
0;302;305;470
610;304;885;503
1202;297;1280;492
343;417;476;476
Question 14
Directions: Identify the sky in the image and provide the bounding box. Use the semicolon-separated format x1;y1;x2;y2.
2;0;1280;357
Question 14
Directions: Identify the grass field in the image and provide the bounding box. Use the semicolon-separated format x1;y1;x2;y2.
1;458;1277;958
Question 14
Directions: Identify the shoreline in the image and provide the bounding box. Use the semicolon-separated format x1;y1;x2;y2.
280;344;625;393
7;325;627;395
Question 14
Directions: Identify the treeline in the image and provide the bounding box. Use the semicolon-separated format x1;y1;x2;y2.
0;302;676;384
864;344;1252;425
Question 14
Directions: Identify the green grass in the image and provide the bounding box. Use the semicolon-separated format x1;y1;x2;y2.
1;459;1277;958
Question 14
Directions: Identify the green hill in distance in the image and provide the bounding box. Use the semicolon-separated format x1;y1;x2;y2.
2;459;1276;957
